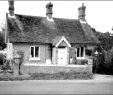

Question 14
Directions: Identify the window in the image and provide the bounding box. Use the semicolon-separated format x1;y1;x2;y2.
77;47;84;57
77;48;79;57
81;47;83;57
30;46;40;60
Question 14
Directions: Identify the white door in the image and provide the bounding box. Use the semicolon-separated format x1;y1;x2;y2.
57;48;67;65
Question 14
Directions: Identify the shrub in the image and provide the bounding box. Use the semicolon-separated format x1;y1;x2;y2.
104;49;113;74
77;59;88;65
85;49;92;56
29;71;93;80
95;53;105;74
0;53;6;65
71;57;77;64
0;53;13;73
1;60;12;71
0;71;93;81
94;48;113;75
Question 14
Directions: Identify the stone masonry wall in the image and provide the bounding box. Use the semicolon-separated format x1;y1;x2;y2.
13;43;51;64
20;64;92;74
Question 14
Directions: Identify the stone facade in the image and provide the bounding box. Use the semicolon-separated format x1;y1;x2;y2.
13;43;51;64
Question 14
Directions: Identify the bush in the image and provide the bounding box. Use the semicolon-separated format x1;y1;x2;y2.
104;49;113;74
95;53;105;74
85;49;92;56
0;71;93;81
94;48;113;75
1;60;13;72
77;59;88;65
0;53;6;65
29;71;93;80
0;74;29;81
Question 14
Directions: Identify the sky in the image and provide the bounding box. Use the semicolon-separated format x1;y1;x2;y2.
0;1;113;33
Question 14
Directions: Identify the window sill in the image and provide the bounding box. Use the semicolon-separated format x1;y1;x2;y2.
77;57;85;59
24;63;88;67
29;58;40;61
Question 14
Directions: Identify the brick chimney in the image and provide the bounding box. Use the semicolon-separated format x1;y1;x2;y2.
46;2;53;21
8;0;15;17
78;3;86;21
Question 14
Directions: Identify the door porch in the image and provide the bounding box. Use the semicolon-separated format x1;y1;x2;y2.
52;36;71;65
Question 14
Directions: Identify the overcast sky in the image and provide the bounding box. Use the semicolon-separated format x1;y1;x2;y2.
0;1;113;33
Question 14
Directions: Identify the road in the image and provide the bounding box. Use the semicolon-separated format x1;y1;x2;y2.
0;79;113;94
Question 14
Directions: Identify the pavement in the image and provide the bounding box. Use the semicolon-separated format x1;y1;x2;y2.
0;74;113;94
93;74;113;80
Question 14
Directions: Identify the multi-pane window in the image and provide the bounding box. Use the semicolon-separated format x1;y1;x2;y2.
30;46;39;59
77;47;84;57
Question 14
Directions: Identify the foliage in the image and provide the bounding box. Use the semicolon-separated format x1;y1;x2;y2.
92;28;113;50
0;74;29;81
0;53;13;73
0;50;24;75
93;47;113;75
0;71;93;81
1;60;13;72
95;45;103;53
94;52;106;74
0;53;6;65
77;59;88;65
28;71;93;80
103;49;113;74
85;49;93;56
0;28;6;50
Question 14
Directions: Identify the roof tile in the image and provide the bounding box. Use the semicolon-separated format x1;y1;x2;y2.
7;14;100;44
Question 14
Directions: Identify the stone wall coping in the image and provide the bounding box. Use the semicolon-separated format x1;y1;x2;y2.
24;63;90;67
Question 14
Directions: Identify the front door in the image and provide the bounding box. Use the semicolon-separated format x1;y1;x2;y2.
57;48;67;65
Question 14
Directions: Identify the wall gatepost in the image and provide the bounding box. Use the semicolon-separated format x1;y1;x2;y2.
13;53;21;76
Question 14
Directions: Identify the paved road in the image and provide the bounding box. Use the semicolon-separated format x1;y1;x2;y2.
0;79;113;94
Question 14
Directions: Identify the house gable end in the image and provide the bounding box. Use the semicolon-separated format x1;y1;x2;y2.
56;36;71;47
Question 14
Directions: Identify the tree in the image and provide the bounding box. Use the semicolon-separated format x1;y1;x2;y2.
92;28;113;50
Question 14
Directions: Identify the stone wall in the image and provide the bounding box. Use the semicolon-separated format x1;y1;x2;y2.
20;64;92;74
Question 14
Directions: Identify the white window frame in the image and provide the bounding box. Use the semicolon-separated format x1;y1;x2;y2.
76;47;85;59
30;46;40;60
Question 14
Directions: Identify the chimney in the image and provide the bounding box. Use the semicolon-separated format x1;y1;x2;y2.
46;2;53;20
78;3;86;21
8;0;15;17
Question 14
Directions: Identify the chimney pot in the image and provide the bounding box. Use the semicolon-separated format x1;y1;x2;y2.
78;3;86;21
46;2;53;8
46;2;53;20
8;0;15;16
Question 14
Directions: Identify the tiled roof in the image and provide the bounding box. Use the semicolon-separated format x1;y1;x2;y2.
7;14;100;44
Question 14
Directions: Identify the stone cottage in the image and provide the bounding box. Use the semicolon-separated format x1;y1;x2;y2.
6;1;100;73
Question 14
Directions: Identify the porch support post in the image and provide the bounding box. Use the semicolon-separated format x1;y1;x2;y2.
84;47;85;58
66;47;70;65
52;47;57;65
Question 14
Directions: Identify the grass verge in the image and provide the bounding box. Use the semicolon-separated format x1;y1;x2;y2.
0;71;93;81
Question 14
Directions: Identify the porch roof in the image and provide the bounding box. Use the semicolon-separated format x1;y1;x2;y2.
52;36;71;47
